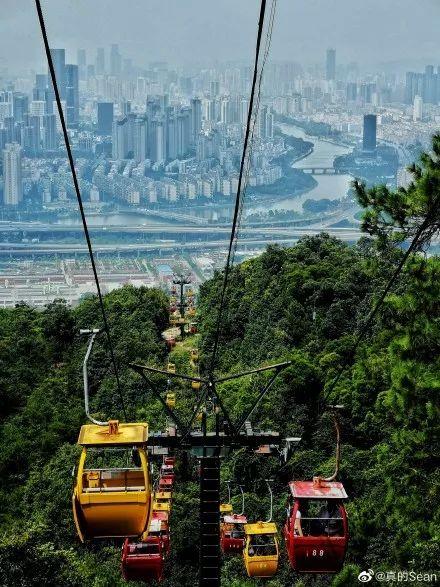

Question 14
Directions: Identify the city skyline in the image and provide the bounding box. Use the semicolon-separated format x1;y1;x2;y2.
1;0;440;75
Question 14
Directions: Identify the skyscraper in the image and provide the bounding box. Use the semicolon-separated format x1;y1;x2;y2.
176;110;190;157
96;48;105;75
43;114;57;150
3;143;23;205
22;114;41;153
33;74;48;101
65;64;79;126
77;49;86;81
326;48;336;81
413;95;423;121
166;107;177;160
112;117;129;159
423;65;437;104
97;102;114;135
13;94;28;123
133;117;147;162
362;114;377;151
110;44;122;76
210;80;220;97
190;98;202;146
30;100;46;117
405;71;425;105
47;49;66;114
258;105;268;139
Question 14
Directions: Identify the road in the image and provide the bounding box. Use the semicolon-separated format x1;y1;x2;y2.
0;227;369;256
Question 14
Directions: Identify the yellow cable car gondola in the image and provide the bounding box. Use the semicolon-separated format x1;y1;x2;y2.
167;363;176;374
192;380;201;391
153;491;172;513
220;502;233;516
72;420;153;542
166;392;176;409
243;521;279;578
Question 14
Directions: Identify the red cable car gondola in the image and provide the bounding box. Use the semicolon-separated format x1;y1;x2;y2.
284;479;348;573
121;533;164;583
158;476;174;492
220;513;247;553
284;409;349;573
160;464;175;483
150;511;171;554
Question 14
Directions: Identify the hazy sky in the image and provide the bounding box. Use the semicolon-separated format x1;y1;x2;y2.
1;0;440;74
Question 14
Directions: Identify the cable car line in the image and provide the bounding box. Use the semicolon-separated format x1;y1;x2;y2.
209;0;268;375
34;0;127;421
231;0;277;268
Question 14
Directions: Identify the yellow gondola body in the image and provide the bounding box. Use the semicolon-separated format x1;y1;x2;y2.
167;363;176;374
166;392;176;408
72;421;152;542
153;491;172;513
220;503;233;516
243;521;279;578
192;380;201;391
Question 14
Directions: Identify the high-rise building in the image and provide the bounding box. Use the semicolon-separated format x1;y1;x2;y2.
176;110;190;157
53;100;67;131
110;44;121;76
97;102;114;135
65;64;79;126
359;82;376;105
266;108;274;139
220;98;232;124
0;128;7;153
423;65;437;104
22;114;41;153
346;82;357;102
210;80;220;97
133;116;147;162
112;117;129;159
121;100;131;116
3;116;15;143
413;95;423;121
239;98;249;124
96;48;105;75
43;114;57;150
258;105;268;139
30;100;46;117
3;143;23;205
190;98;202;146
166;108;177;160
362;114;377;152
405;71;425;105
13;94;28;123
47;49;66;114
257;106;274;139
33;74;48;102
326;48;336;81
77;48;87;81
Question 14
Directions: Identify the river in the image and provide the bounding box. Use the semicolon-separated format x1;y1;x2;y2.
247;124;352;214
